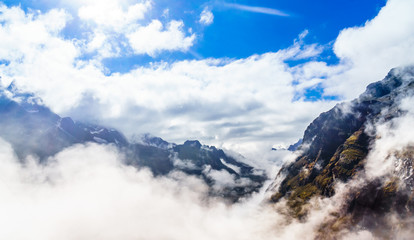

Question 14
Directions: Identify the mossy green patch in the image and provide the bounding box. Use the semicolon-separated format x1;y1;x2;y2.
382;178;399;196
286;183;321;219
339;148;365;164
292;183;321;201
315;174;333;190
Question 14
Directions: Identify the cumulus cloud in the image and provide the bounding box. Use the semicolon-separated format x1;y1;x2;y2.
199;7;214;26
0;5;72;62
67;0;193;58
78;0;151;30
127;20;195;56
325;0;414;99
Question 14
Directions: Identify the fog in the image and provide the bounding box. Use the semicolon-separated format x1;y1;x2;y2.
0;139;284;240
365;96;414;180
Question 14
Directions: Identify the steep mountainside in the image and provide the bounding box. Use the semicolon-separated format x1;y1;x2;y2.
0;86;266;201
269;66;414;237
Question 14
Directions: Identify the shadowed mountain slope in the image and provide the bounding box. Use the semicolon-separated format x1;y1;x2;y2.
268;66;414;237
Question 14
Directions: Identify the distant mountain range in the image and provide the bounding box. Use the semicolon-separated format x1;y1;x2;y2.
268;66;414;238
0;85;266;202
271;139;303;151
3;66;414;238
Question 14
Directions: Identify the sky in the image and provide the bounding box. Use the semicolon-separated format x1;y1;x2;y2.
0;0;413;159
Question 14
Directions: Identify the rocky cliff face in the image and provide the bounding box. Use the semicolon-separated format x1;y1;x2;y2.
268;66;414;237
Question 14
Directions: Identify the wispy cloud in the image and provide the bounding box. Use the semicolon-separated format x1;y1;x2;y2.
223;3;290;17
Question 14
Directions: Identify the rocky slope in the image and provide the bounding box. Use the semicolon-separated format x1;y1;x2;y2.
0;85;266;202
268;66;414;238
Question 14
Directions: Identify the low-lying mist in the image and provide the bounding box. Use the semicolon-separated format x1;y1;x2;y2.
0;139;281;240
0;137;363;240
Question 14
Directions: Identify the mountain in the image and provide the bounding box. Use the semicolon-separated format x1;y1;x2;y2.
0;86;266;202
271;139;303;151
268;66;414;237
126;138;266;201
141;133;174;150
0;92;128;160
288;139;303;151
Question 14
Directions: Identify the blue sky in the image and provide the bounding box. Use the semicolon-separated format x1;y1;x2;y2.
103;0;386;72
2;0;386;69
194;0;386;58
0;0;413;157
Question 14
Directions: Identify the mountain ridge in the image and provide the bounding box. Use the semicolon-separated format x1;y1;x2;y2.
268;66;414;237
0;86;266;202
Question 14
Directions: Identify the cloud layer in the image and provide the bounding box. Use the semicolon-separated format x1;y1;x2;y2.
0;0;413;159
0;137;393;240
0;140;286;240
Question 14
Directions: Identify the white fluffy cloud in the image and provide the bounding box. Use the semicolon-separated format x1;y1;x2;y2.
0;5;72;62
127;20;195;56
199;7;214;26
325;0;414;99
76;0;195;57
78;0;151;30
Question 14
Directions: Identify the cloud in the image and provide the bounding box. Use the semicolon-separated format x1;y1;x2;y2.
127;20;195;56
324;0;414;99
1;0;414;161
76;0;195;57
365;95;414;179
0;139;292;240
222;3;289;17
67;0;193;58
78;0;151;30
0;5;72;62
4;136;402;240
199;7;214;26
0;2;335;160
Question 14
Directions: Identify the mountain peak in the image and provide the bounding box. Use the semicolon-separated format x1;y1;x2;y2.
183;140;202;148
361;66;414;100
141;133;172;149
